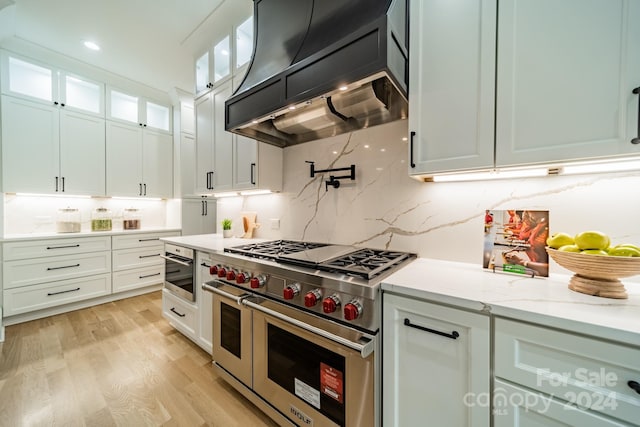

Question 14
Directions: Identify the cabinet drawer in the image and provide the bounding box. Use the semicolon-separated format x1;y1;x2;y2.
112;231;179;250
112;247;163;271
162;289;196;338
3;252;111;289
3;236;111;260
495;318;640;425
3;273;111;316
494;380;631;427
113;265;164;293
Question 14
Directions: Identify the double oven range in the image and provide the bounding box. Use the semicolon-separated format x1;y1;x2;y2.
202;240;415;427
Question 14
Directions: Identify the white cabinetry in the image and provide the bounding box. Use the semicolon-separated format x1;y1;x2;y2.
494;317;640;426
195;79;283;194
408;0;496;175
111;232;175;293
382;293;490;427
1;94;105;195
409;0;640;177
106;121;173;198
162;289;197;339
181;198;216;236
195;252;216;353
107;87;172;133
2;236;112;316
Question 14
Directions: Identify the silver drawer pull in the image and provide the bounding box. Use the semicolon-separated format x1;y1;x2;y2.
47;263;80;271
139;272;161;279
139;254;161;259
170;307;186;317
47;287;80;296
404;318;459;340
46;244;80;249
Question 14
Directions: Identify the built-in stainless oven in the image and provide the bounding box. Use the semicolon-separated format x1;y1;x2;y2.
161;243;194;302
205;279;375;427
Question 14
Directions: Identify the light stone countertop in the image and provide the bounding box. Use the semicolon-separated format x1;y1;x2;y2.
158;234;640;347
2;228;182;242
382;258;640;346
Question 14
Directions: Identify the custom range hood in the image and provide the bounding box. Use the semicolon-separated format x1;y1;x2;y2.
225;0;409;147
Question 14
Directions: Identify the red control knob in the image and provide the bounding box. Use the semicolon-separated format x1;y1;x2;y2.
250;274;266;289
236;272;248;284
323;295;340;313
344;301;362;321
283;283;300;300
209;265;218;275
217;267;227;278
304;290;321;307
226;270;236;281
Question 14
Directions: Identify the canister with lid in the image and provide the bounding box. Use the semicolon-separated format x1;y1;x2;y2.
56;207;81;233
91;207;112;231
123;208;141;230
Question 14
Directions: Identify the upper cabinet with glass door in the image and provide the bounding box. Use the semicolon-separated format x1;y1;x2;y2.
107;87;172;133
194;15;253;97
1;51;104;117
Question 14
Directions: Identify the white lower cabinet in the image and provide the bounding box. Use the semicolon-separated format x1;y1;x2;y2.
2;235;112;316
162;288;197;339
195;251;216;353
3;274;111;316
111;232;177;293
382;293;490;427
494;317;640;426
493;380;632;427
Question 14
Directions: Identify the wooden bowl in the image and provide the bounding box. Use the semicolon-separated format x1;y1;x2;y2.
546;247;640;299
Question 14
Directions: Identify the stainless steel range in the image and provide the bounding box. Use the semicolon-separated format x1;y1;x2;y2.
202;240;415;427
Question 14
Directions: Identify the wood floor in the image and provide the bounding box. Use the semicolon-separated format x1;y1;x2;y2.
0;291;279;427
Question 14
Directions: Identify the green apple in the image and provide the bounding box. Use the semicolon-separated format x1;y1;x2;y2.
546;232;575;249
608;246;640;257
558;244;581;252
581;249;609;256
574;231;610;250
614;243;640;252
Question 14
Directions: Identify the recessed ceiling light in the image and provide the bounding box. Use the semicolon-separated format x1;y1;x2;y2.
84;41;100;51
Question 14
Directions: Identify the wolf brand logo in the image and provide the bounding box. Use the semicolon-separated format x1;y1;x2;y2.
290;405;314;426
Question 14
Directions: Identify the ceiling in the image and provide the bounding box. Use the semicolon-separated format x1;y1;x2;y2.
0;0;243;94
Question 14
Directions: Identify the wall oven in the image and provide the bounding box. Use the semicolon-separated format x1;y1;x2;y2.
161;243;194;302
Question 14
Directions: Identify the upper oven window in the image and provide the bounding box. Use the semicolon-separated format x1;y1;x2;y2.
267;324;346;426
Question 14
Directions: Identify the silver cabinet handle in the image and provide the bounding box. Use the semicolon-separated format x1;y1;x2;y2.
202;281;248;304
243;298;375;359
160;254;192;266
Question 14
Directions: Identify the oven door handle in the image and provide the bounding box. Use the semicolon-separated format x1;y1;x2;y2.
159;254;192;267
202;281;248;304
243;298;375;359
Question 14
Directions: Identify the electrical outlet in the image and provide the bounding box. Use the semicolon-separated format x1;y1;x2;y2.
270;218;280;230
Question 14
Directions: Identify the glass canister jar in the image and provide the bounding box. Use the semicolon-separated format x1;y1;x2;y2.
56;207;81;233
123;208;141;230
91;207;112;231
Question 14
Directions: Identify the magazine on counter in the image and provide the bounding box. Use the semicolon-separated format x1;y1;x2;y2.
483;209;549;277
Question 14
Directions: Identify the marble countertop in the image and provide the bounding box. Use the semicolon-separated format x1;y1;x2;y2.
2;228;182;242
382;258;640;346
158;234;640;346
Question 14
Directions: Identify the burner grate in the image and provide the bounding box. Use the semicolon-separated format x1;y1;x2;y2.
225;240;328;260
322;249;413;280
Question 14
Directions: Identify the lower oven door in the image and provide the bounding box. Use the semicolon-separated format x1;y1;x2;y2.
248;298;375;427
207;280;253;387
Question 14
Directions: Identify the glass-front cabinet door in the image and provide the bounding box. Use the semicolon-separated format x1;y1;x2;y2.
235;16;253;70
61;73;104;116
213;36;231;83
107;87;171;133
1;55;55;102
195;51;211;96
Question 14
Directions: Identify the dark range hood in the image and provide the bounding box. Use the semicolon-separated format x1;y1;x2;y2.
225;0;409;148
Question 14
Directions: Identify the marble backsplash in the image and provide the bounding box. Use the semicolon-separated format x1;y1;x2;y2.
218;119;640;278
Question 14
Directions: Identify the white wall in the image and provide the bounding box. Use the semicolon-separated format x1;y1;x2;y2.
218;119;640;279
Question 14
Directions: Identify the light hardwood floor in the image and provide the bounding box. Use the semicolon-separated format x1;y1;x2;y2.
0;291;279;427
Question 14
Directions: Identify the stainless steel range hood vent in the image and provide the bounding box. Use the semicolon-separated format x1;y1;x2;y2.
225;0;409;148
